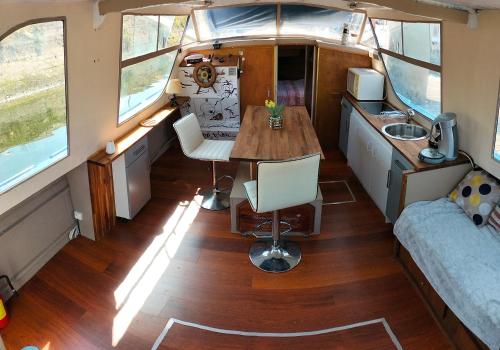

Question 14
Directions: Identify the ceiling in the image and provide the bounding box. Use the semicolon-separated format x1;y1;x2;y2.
415;0;500;10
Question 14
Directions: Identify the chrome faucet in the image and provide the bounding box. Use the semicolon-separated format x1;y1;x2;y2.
405;109;415;124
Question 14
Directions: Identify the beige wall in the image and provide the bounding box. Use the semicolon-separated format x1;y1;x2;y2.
443;11;500;177
0;1;170;215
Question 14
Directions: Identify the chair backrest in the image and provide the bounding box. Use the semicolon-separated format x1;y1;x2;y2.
173;113;204;157
256;153;321;213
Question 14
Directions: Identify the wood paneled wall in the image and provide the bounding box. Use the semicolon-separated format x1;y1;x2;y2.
87;162;116;240
190;46;276;118
314;48;372;149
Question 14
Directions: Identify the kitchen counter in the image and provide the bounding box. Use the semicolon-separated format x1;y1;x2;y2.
344;93;468;172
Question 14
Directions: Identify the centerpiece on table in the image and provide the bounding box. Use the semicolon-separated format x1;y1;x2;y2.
265;99;285;130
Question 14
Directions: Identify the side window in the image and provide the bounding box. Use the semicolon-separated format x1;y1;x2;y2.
371;19;442;120
118;15;187;124
0;20;68;193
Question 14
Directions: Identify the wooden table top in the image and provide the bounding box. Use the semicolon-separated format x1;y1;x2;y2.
230;105;325;162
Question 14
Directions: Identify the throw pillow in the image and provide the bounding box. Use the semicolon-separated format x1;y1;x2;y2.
449;170;500;227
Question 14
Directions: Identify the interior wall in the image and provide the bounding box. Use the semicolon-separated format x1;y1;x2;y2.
181;45;276;118
442;11;500;177
0;1;170;216
315;46;372;149
0;176;74;297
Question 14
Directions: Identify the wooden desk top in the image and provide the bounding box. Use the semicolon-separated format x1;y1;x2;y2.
230;105;325;162
344;93;468;172
88;97;188;166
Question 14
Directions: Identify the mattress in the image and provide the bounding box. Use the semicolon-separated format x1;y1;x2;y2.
277;79;305;106
394;198;500;350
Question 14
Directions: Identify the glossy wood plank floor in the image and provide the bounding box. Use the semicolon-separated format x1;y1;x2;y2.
2;146;453;350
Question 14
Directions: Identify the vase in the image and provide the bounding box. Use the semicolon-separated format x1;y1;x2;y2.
268;115;283;129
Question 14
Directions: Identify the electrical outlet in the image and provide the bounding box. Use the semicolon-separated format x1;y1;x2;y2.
74;210;83;221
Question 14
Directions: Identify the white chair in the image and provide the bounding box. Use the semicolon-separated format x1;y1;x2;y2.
173;113;234;210
243;153;321;273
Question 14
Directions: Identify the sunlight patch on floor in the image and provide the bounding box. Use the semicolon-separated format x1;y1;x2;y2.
112;195;202;347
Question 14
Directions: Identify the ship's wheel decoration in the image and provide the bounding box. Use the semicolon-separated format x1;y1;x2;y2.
193;61;218;93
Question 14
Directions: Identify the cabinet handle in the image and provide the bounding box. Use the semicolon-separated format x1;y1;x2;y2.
387;169;392;188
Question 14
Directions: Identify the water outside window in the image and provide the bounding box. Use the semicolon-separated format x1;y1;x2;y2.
382;53;441;119
0;20;68;193
119;51;177;123
118;15;187;124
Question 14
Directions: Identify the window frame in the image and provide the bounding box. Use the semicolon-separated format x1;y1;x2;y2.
0;17;70;195
277;3;367;43
189;3;367;45
369;17;443;120
117;13;188;126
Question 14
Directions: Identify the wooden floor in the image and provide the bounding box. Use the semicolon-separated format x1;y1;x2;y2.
2;146;453;350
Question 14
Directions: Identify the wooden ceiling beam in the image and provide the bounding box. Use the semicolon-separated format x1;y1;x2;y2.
98;0;469;24
99;0;189;15
362;0;469;23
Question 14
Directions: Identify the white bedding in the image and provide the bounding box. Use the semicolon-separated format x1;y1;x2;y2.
394;198;500;350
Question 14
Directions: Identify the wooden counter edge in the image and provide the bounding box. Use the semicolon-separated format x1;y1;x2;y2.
343;93;468;172
88;97;188;166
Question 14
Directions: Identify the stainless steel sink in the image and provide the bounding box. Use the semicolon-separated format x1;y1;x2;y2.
382;123;429;141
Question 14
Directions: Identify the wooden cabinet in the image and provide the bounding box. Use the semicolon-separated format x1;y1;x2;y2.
314;47;371;149
87;101;184;239
397;243;489;350
347;109;392;216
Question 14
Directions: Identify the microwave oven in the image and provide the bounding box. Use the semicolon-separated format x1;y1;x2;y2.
347;68;384;101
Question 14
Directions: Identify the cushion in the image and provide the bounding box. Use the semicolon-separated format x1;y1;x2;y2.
488;204;500;231
449;170;500;227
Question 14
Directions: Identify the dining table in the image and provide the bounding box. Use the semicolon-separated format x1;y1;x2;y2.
230;105;324;180
228;105;324;236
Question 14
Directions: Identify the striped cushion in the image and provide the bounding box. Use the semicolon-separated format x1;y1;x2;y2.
488;204;500;231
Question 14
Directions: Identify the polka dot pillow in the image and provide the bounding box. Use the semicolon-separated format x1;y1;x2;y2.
449;170;500;227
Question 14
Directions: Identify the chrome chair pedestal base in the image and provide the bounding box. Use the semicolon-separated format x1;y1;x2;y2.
249;240;301;273
199;188;230;211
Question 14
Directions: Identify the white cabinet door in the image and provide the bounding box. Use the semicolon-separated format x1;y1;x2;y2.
347;108;392;216
369;129;393;214
356;114;374;193
347;110;362;178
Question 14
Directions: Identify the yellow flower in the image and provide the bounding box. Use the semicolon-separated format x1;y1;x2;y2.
265;99;276;109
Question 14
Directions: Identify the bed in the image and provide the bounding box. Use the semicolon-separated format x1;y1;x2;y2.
394;198;500;350
277;79;305;106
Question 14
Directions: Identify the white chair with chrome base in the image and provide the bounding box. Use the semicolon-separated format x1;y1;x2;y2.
243;153;321;273
173;113;234;210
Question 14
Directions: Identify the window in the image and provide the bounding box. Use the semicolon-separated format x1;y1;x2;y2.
181;17;197;45
118;15;187;124
0;19;68;193
371;19;441;119
280;5;365;42
194;5;277;41
360;21;376;48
